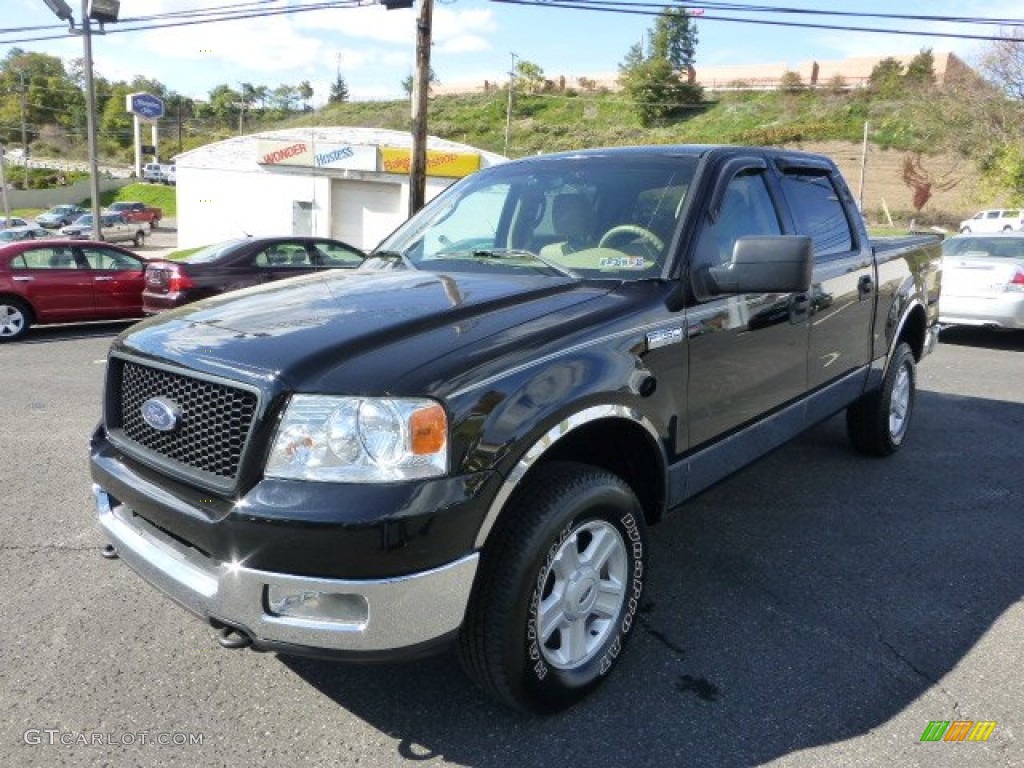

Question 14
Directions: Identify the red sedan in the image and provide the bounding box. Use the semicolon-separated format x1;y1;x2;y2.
0;239;148;341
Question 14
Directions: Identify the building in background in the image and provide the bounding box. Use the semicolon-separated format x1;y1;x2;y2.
175;127;505;250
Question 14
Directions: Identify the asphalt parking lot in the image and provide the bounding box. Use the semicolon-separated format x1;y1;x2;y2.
1;325;1021;768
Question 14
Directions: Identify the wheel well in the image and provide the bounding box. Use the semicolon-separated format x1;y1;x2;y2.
898;304;927;361
0;294;34;320
529;418;666;526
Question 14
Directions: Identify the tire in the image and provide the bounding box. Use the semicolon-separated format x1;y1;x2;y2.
133;231;145;248
459;462;647;713
0;297;32;342
847;341;916;456
960;227;970;234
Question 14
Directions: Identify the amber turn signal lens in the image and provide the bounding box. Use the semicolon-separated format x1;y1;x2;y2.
409;404;447;455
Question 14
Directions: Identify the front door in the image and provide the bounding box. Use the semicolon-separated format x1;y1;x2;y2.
685;164;810;448
10;245;95;323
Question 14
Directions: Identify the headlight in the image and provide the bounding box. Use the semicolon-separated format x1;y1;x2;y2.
265;395;448;482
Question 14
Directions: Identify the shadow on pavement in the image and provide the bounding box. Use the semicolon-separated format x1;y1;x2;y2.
939;326;1024;352
279;389;1023;766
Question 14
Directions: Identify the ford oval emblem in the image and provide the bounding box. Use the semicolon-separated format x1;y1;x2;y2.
141;397;181;432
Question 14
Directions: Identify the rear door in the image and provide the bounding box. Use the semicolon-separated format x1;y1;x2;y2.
775;159;874;391
7;245;95;322
77;244;146;317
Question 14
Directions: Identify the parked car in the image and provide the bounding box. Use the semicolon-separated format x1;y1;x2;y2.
142;163;164;183
958;209;1024;234
142;236;365;312
161;164;176;185
0;226;54;243
0;239;147;341
940;232;1024;329
0;217;30;230
105;201;162;229
36;205;87;229
61;213;147;247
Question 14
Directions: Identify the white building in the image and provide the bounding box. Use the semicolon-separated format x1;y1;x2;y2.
175;127;505;251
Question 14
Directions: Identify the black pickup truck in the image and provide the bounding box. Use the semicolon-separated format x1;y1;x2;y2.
90;145;941;713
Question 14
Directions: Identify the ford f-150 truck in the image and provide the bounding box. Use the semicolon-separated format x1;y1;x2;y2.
90;145;941;713
106;201;162;229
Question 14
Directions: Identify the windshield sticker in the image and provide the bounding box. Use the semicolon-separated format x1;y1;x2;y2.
599;256;647;269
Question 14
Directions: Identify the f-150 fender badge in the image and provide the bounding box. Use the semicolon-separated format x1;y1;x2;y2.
141;397;181;432
646;327;684;351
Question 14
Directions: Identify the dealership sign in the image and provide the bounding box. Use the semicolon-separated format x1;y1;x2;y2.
126;92;165;121
257;140;376;171
381;148;481;178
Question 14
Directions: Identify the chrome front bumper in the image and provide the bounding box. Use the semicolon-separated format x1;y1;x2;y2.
94;486;478;654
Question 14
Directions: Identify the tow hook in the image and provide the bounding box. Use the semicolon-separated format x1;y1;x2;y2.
101;543;119;560
216;626;253;650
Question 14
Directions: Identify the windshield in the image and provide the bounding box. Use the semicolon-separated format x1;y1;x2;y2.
377;154;698;280
943;236;1024;259
75;215;93;226
182;239;247;264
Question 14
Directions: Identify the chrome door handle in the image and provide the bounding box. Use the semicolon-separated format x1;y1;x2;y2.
94;276;114;281
13;276;33;282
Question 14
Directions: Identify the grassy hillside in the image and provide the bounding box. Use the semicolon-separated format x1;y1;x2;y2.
271;87;980;227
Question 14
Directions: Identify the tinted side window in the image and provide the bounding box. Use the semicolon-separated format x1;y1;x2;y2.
695;171;782;268
80;246;141;271
13;247;80;269
780;172;853;257
315;243;364;267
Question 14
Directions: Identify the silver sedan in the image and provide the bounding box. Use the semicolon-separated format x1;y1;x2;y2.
940;233;1024;330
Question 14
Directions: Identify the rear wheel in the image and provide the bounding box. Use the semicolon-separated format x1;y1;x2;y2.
0;297;32;341
459;462;647;713
133;231;145;248
847;341;916;456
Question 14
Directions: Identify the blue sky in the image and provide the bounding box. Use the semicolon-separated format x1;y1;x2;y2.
4;0;1022;103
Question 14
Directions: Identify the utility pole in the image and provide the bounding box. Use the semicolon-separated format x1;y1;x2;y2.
408;0;434;216
857;120;869;211
80;0;103;241
504;52;517;157
17;71;29;188
0;145;11;222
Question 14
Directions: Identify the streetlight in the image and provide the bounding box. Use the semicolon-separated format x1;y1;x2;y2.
41;0;120;240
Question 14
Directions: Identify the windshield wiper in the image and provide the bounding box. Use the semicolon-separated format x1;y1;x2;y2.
364;249;415;270
470;248;578;278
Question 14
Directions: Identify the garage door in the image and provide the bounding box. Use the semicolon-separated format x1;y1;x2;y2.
331;180;402;251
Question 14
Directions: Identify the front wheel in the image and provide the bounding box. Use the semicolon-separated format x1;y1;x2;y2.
847;341;916;456
459;462;647;713
133;231;145;248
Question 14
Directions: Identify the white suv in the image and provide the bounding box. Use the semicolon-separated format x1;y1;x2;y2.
959;209;1024;233
142;163;164;183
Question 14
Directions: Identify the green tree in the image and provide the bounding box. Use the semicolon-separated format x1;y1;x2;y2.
329;73;350;103
298;81;313;111
867;57;905;97
514;60;547;94
904;49;936;90
400;67;438;97
618;8;702;125
649;7;698;72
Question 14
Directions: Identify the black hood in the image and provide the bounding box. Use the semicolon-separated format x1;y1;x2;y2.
116;269;610;393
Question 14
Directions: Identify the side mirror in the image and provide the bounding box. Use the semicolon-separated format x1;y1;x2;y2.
704;236;813;295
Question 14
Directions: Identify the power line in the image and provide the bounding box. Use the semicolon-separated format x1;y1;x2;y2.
493;1;1024;43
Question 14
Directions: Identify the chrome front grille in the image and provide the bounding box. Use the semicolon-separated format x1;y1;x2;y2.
112;358;259;485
